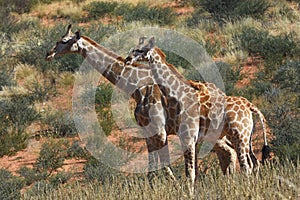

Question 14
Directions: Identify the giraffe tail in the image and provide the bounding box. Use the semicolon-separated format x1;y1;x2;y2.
250;103;271;165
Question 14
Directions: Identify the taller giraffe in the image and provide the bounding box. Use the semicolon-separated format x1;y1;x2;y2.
126;37;270;174
45;24;197;193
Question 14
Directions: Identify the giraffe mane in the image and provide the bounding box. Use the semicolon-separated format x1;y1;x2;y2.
81;35;121;60
81;35;149;69
154;47;190;85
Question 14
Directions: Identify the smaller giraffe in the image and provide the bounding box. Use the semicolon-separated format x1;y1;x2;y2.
128;37;204;195
126;37;271;175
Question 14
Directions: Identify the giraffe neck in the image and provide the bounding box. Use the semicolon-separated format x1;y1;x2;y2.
149;48;191;97
77;36;154;93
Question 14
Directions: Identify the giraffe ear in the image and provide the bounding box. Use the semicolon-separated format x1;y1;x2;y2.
148;37;155;48
75;30;81;40
67;24;72;34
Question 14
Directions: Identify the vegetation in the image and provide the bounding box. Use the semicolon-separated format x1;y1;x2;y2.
22;160;300;199
0;0;299;199
0;169;24;200
83;1;176;25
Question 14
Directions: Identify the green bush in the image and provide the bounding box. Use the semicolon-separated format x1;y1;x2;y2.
273;61;300;93
35;139;69;172
0;95;38;133
0;169;24;200
0;67;14;89
18;167;48;186
122;4;176;25
84;157;118;183
83;2;176;25
95;83;115;135
188;0;271;24
41;110;77;137
239;28;296;67
0;94;38;157
263;89;300;164
84;1;118;19
48;172;71;187
67;140;90;159
0;132;28;157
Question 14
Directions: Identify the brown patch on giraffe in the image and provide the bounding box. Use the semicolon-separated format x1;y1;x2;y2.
245;147;249;153
242;118;249;125
163;71;170;79
152;84;161;99
233;105;240;112
168;77;176;86
121;67;132;79
226;111;236;121
138;70;149;79
111;62;123;76
128;70;138;83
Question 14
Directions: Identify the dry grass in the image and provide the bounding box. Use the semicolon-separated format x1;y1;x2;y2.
22;160;300;200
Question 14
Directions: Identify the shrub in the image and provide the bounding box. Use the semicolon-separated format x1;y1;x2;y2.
83;2;176;25
35;139;69;173
67;140;90;159
0;94;38;157
0;169;24;200
41;110;77;137
0;67;14;91
262;88;300;164
273;61;300;93
0;131;28;157
188;0;271;24
0;95;38;132
84;1;118;19
48;172;71;187
84;157;118;183
95;83;115;135
18;167;48;186
239;27;296;67
122;4;176;25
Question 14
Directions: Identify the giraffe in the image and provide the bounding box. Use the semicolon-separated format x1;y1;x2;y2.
45;24;199;193
190;80;270;174
125;37;270;175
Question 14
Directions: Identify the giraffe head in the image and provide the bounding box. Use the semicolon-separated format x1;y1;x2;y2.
45;24;81;61
125;37;155;64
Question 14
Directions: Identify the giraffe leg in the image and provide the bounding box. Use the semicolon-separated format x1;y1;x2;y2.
236;140;252;175
146;137;160;182
249;134;260;173
180;130;197;196
214;137;237;175
157;139;177;182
